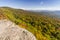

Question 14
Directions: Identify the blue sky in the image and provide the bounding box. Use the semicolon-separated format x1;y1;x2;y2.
0;0;60;10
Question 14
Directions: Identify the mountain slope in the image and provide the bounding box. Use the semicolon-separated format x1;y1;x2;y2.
0;7;60;40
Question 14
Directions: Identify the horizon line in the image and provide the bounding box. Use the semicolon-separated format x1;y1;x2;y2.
0;6;60;11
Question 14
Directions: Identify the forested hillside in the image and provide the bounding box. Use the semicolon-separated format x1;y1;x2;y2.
0;7;60;40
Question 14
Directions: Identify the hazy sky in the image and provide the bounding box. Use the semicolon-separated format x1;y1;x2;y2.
0;0;60;10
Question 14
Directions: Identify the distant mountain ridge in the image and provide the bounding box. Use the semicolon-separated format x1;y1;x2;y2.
28;10;60;19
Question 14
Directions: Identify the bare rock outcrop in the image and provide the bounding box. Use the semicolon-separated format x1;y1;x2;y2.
0;19;36;40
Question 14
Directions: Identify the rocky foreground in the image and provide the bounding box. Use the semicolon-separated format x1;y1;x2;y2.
0;19;36;40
